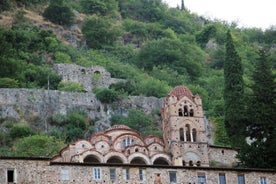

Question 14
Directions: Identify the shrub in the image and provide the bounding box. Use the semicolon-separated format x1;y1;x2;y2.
0;0;12;13
95;88;120;103
14;135;64;157
0;78;19;88
9;124;34;139
58;81;84;92
43;3;75;26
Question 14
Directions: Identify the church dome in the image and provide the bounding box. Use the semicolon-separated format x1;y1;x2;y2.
167;86;194;102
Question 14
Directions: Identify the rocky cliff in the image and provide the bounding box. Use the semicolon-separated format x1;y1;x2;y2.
0;89;163;132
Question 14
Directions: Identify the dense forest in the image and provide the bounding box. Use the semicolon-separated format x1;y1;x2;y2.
0;0;275;168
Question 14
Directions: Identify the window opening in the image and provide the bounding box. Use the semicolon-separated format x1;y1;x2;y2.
178;108;183;116
184;106;188;116
192;128;197;142
196;161;201;166
93;168;101;180
139;169;146;181
237;174;245;184
219;173;226;184
7;169;14;183
190;109;194;116
123;169;130;180
169;172;177;184
189;160;193;166
260;177;267;184
186;124;191;141
197;172;206;183
110;168;116;180
179;128;184;141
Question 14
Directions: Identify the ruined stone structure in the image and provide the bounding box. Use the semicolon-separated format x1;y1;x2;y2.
0;86;275;183
53;64;124;92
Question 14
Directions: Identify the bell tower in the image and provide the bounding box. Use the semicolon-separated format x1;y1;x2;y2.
161;86;209;166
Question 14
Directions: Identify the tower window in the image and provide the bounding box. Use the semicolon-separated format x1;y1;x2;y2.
190;109;194;117
184;106;188;116
179;128;184;141
186;124;191;142
192;128;197;142
178;108;183;116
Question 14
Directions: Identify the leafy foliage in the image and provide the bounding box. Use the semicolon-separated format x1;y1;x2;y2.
95;88;120;103
237;49;276;168
0;0;12;13
58;81;84;92
43;1;75;26
80;0;118;16
14;135;64;157
48;110;92;142
110;109;162;137
82;15;121;49
0;78;19;88
9;124;35;139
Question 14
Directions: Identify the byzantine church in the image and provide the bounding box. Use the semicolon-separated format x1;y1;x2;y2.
52;86;237;167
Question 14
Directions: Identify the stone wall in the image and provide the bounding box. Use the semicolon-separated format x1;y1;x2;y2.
208;146;239;167
0;158;275;184
0;89;163;132
53;64;124;92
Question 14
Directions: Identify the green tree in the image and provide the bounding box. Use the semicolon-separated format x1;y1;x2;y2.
14;135;64;157
238;49;276;168
82;15;121;49
95;88;120;103
80;0;118;16
43;0;75;26
137;38;204;80
110;109;162;137
223;30;245;144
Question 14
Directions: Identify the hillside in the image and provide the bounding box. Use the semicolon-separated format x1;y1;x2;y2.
0;0;275;168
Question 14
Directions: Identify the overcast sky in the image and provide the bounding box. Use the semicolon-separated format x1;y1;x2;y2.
163;0;276;30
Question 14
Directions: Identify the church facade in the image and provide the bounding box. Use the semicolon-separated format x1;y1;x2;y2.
0;86;275;183
52;86;237;168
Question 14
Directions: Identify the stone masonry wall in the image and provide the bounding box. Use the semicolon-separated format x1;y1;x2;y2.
53;64;124;92
0;158;275;184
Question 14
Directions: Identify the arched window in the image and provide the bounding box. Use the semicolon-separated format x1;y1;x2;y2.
196;161;201;166
179;128;184;141
192;128;197;142
123;137;133;148
178;108;183;116
189;109;194;117
184;106;188;116
186;124;191;142
189;160;193;166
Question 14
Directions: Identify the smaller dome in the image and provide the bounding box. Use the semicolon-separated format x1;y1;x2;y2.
106;125;132;131
167;86;194;101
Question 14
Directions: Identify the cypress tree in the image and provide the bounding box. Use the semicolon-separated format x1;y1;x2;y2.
238;49;276;168
181;0;185;10
223;30;245;144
